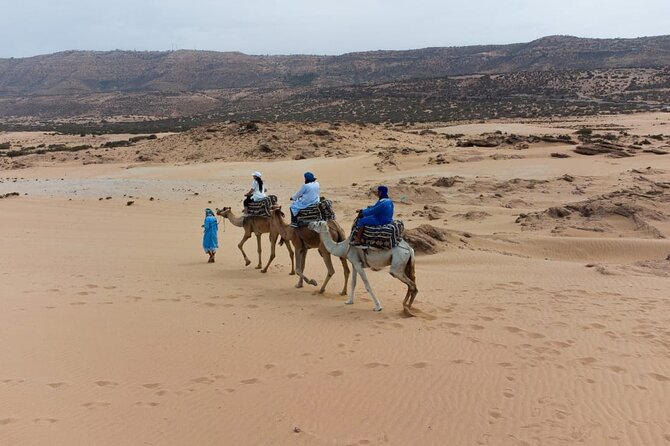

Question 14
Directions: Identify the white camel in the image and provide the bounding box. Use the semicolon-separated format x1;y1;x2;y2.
308;220;418;313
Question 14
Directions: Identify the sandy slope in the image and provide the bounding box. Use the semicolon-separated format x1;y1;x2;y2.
1;114;670;445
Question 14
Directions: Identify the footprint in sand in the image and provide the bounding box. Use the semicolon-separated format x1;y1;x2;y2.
94;380;118;388
85;284;98;289
141;383;161;389
328;370;344;377
364;362;389;368
547;341;572;348
192;377;215;385
410;362;429;369
33;418;59;424
503;389;515;398
648;373;670;382
70;302;87;306
135;402;160;407
47;382;67;389
240;378;260;384
0;418;17;425
264;364;275;369
83;401;111;409
487;409;503;424
103;286;116;290
155;390;169;396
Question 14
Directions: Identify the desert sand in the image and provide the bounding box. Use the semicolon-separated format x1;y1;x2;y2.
1;113;670;445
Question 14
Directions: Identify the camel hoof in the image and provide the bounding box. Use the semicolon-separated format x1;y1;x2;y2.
402;306;416;317
318;289;326;294
289;271;296;276
339;291;347;296
260;269;267;274
255;266;262;270
307;279;318;287
295;284;303;289
345;300;354;305
374;307;383;312
244;260;251;266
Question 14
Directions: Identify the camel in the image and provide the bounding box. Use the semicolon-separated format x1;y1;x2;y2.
308;220;418;313
269;207;349;295
215;207;295;275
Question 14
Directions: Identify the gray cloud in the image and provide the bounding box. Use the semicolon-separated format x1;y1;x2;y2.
1;0;669;57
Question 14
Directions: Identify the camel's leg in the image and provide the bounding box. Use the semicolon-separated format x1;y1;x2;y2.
389;257;418;309
284;239;296;275
317;249;335;294
356;266;382;311
261;233;278;273
254;234;263;269
294;246;304;288
346;266;358;305
295;247;317;288
339;257;350;296
405;258;419;309
238;234;252;266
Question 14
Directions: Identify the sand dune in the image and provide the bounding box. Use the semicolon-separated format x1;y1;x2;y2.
1;114;670;445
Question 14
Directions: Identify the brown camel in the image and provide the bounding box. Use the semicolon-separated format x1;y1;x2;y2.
269;207;349;295
216;207;295;275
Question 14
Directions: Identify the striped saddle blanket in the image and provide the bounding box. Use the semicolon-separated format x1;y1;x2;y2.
246;195;277;217
352;219;405;249
296;199;336;225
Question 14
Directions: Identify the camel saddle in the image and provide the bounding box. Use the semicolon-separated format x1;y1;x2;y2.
245;195;277;218
351;219;405;249
296;198;337;226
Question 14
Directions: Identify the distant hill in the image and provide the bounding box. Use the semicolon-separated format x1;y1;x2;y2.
1;35;670;96
1;35;670;127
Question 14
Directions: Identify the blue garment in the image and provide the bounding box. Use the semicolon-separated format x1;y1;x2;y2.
356;198;394;227
290;181;320;215
203;215;219;252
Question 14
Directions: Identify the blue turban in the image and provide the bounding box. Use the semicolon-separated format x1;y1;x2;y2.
377;186;389;199
205;208;214;216
304;171;316;182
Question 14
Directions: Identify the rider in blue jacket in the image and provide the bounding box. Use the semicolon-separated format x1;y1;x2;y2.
353;186;394;245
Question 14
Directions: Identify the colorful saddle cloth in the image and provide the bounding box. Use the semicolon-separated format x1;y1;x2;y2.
296;198;336;225
246;195;277;217
351;219;405;249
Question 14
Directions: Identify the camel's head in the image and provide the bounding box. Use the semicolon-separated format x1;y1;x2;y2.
216;207;231;217
308;220;328;233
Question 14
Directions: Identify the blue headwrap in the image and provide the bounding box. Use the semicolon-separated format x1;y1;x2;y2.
205;208;214;216
304;171;316;182
377;186;389;199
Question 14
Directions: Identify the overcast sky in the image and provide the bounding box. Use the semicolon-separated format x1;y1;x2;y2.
2;0;669;57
